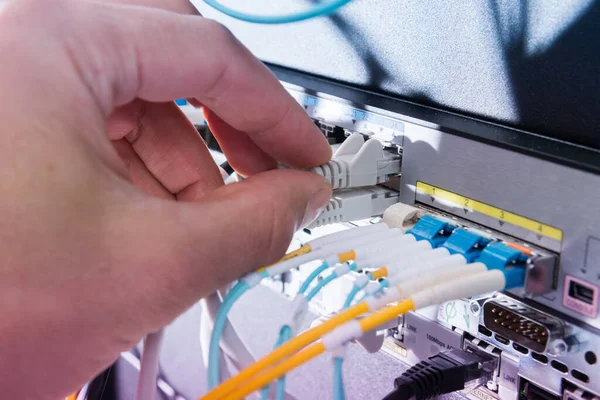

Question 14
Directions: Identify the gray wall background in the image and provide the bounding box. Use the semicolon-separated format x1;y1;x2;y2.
194;0;600;150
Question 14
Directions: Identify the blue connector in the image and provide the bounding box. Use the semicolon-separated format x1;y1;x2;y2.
477;242;528;289
407;215;455;248
442;229;491;262
174;99;187;106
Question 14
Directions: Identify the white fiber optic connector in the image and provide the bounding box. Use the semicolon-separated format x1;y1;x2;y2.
311;133;400;189
308;186;399;229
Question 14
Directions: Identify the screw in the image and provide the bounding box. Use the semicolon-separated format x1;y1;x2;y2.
548;340;568;356
470;301;481;315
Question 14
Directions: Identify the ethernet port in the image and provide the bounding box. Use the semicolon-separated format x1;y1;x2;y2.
562;381;598;400
316;121;346;144
519;379;559;400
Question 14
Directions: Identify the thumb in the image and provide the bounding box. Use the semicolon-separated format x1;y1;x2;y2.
145;169;331;320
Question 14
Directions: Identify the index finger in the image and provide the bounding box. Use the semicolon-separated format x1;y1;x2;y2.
28;1;332;168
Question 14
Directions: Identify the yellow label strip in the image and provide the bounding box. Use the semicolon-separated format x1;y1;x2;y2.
416;182;563;241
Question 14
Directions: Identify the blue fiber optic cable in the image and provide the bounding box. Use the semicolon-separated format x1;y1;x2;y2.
333;357;346;400
299;262;330;295
355;279;388;304
270;264;353;398
306;273;338;301
335;272;379;400
207;281;250;389
343;284;362;308
202;0;354;25
260;325;292;400
275;327;292;400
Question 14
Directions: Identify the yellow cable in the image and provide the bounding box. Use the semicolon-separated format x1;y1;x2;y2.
338;249;356;263
369;266;388;280
66;393;78;400
224;343;326;400
201;302;369;400
358;299;414;332
221;300;416;400
256;244;312;273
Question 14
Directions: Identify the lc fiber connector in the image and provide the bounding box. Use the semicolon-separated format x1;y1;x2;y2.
311;133;401;189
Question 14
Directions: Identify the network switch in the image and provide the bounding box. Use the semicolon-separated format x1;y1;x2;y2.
267;80;600;400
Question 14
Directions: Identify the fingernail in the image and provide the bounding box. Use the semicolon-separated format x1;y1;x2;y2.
302;187;332;227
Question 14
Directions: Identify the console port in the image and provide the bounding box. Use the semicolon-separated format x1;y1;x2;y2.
520;380;560;400
483;296;565;353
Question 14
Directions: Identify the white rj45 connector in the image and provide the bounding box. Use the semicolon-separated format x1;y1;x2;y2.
308;185;399;229
311;133;400;189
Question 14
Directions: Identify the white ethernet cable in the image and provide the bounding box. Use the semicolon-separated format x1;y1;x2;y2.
135;329;165;400
311;133;400;189
308;186;400;229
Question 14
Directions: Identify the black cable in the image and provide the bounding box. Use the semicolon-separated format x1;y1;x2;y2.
382;349;496;400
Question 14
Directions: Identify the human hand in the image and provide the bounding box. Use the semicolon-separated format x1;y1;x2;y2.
0;1;332;398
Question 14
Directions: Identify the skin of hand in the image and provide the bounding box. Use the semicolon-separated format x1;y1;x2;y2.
0;0;332;398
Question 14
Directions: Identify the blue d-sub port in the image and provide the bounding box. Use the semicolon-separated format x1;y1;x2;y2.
407;215;456;248
477;242;529;289
442;229;491;263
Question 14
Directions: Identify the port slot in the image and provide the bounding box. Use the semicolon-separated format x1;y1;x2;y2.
314;120;346;144
483;296;565;353
563;381;599;400
520;380;560;400
568;280;595;305
563;275;599;318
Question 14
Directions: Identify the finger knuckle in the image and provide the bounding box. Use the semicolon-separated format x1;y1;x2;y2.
202;19;236;45
256;194;296;260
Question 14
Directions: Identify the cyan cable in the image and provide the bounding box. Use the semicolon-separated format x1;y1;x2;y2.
207;281;250;389
268;263;354;398
334;272;378;400
202;0;354;24
333;357;346;400
260;325;292;400
306;273;338;302
275;327;292;400
355;279;389;304
343;271;375;308
299;261;330;295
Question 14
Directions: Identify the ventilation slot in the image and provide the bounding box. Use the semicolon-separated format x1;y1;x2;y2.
531;352;548;364
550;360;568;374
571;369;590;384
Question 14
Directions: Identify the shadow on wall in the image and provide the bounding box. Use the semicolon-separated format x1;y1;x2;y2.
489;0;600;149
314;0;599;149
